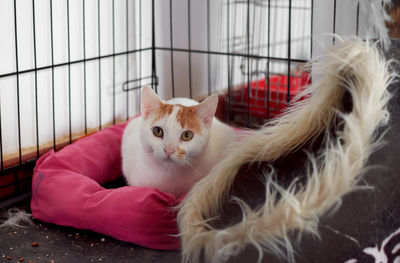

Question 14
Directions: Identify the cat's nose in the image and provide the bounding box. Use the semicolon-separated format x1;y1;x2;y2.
164;147;176;156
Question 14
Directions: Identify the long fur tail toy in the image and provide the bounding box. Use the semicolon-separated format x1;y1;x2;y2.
177;39;396;262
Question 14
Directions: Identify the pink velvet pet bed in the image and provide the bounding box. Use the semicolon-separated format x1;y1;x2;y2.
30;120;183;250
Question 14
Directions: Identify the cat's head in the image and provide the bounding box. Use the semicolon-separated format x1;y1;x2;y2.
140;86;218;166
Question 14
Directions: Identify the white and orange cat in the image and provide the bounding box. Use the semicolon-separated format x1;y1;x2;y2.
121;86;236;197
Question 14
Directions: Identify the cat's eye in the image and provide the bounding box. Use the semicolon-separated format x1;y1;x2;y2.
152;126;163;138
181;130;193;141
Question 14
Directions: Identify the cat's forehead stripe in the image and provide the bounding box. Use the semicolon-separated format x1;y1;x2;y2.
176;105;202;134
149;103;174;123
148;102;202;134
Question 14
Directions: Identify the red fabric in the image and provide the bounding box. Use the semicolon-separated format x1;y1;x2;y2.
31;121;182;250
232;73;311;118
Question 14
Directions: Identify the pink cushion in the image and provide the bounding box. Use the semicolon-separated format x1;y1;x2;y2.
31;120;183;250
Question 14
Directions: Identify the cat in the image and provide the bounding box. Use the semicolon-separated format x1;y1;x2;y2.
121;86;237;198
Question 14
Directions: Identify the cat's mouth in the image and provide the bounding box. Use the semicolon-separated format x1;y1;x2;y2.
162;155;187;166
152;151;186;166
164;155;177;163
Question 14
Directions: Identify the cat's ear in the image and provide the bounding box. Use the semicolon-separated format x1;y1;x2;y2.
195;95;218;128
141;86;161;118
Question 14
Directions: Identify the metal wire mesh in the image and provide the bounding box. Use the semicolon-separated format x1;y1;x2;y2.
0;0;365;205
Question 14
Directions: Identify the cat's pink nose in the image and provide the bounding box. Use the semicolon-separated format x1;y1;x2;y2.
164;147;175;156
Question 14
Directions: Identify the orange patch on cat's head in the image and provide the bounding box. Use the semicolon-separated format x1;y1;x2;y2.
147;103;174;124
176;105;202;135
176;147;186;159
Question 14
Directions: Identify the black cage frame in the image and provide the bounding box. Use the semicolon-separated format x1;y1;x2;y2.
0;0;362;206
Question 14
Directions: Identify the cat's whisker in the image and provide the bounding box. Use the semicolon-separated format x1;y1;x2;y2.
183;158;194;168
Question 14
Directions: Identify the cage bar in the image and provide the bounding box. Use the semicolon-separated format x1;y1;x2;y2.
247;0;250;125
266;0;271;119
13;0;22;165
126;0;129;120
151;0;157;93
138;0;142;112
188;0;192;98
0;49;152;80
169;0;175;97
83;0;87;134
32;0;40;158
50;0;56;150
112;0;116;124
98;0;102;129
207;0;211;96
287;0;292;104
227;0;232;124
67;0;72;143
333;0;337;44
310;0;313;57
356;2;360;36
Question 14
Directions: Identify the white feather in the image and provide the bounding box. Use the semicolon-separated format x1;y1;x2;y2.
355;0;393;49
0;208;32;228
177;38;397;263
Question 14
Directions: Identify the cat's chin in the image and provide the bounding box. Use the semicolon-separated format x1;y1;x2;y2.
160;156;187;167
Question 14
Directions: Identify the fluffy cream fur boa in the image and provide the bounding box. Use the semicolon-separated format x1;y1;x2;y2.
177;39;397;262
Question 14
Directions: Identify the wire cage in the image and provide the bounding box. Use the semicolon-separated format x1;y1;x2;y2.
0;0;382;205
